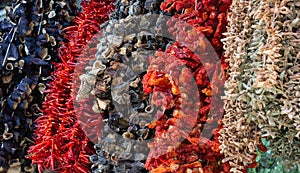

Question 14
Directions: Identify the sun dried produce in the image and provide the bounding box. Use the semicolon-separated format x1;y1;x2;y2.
81;12;174;172
218;0;265;172
220;0;299;172
0;0;78;172
27;0;114;172
142;0;232;172
268;0;299;168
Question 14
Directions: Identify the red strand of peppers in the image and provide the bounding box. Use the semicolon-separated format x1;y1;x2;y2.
28;1;114;172
143;0;235;172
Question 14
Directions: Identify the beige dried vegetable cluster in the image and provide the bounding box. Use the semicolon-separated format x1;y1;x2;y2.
219;0;262;172
220;0;300;172
270;0;300;168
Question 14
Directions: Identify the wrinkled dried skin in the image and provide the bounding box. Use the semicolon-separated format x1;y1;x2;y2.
84;8;172;172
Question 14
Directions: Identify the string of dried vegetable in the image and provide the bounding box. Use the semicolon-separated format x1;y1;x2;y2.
267;0;299;168
142;0;232;172
27;0;114;172
219;0;268;172
80;1;173;171
219;0;300;172
0;0;78;172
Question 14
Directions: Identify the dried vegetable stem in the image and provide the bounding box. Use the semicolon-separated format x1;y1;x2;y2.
28;0;114;172
219;0;263;172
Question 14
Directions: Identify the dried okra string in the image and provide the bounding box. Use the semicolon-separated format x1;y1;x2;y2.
219;0;266;172
28;0;114;172
269;0;299;168
220;0;299;172
0;0;78;172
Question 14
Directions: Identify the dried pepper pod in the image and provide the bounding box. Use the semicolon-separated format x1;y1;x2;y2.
142;0;232;172
27;0;114;172
0;0;79;172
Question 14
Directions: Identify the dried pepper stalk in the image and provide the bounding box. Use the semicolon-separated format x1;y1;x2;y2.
0;0;78;172
27;0;114;172
143;0;232;172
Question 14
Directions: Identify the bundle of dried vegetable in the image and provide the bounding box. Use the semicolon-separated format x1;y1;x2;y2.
269;0;299;168
142;0;232;172
0;0;78;172
80;3;172;172
219;0;268;172
220;0;299;172
27;0;114;172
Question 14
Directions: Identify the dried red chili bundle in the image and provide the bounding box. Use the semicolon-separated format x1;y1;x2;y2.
28;0;114;172
143;0;233;172
144;43;229;172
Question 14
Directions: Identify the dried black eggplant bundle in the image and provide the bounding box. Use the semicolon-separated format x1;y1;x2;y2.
109;0;164;20
0;0;79;172
75;2;173;171
87;15;173;173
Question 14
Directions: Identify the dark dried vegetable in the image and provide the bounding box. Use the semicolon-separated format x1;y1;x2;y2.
27;0;114;172
83;12;174;172
0;0;79;172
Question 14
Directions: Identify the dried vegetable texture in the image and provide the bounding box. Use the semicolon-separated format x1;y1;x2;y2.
27;0;114;172
81;13;174;173
219;0;300;172
0;0;78;172
247;139;299;173
75;0;167;145
266;0;299;168
143;0;232;172
218;0;265;172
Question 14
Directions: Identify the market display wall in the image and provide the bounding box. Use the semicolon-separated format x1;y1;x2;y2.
0;0;299;173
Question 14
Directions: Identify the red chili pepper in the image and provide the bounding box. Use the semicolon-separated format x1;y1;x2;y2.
143;0;234;172
28;0;115;172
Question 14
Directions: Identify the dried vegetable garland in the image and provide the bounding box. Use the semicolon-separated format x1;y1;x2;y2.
142;0;232;172
79;2;174;172
0;0;298;172
0;0;78;172
27;0;114;172
266;0;299;168
219;0;267;172
220;0;299;172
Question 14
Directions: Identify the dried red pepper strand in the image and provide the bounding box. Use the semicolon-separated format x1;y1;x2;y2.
143;0;233;172
28;0;114;172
